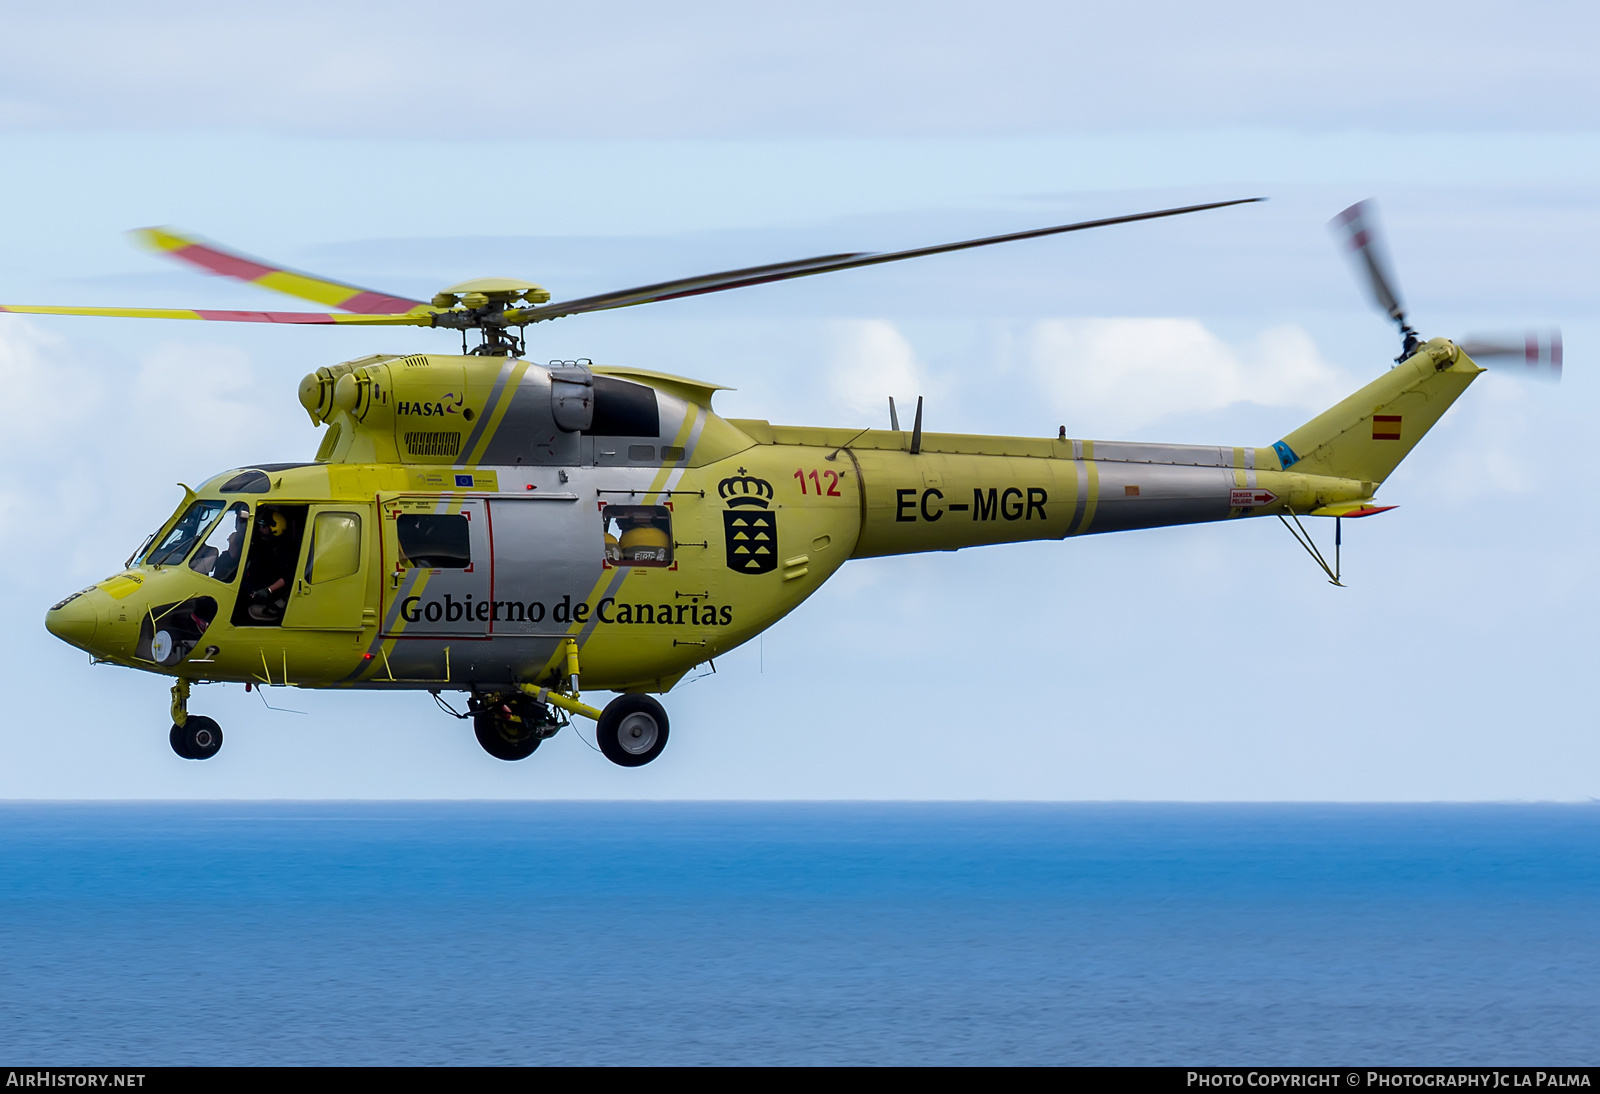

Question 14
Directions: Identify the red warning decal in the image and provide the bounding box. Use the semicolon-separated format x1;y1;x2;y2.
1230;488;1277;507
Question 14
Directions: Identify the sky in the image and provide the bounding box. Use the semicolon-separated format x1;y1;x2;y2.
0;1;1595;799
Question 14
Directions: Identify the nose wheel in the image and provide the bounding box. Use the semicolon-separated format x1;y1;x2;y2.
596;694;669;767
167;679;222;760
170;716;223;760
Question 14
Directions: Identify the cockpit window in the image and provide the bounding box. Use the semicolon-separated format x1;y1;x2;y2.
190;502;250;583
125;531;156;570
219;470;272;493
145;500;228;567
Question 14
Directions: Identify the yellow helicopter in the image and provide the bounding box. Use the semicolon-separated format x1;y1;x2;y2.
21;198;1558;765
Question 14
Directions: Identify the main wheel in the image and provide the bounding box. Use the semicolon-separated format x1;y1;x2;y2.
473;710;541;762
595;694;669;767
173;716;223;760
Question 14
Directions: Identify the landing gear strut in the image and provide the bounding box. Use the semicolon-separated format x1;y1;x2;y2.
457;641;672;767
168;680;223;760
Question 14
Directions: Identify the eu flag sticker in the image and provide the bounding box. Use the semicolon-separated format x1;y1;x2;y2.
454;474;474;487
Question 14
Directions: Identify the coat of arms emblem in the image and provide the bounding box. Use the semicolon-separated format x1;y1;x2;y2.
720;468;777;574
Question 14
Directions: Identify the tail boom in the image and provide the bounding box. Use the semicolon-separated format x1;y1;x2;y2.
727;341;1473;561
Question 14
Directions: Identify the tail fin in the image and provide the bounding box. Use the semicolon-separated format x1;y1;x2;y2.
1272;338;1483;483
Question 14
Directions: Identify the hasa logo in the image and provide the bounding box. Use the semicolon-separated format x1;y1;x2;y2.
720;468;777;574
397;391;467;417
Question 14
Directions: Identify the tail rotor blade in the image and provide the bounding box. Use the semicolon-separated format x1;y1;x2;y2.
1458;330;1563;382
1329;200;1406;324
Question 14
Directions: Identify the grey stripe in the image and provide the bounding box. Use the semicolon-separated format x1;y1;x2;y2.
574;567;631;650
455;358;516;466
679;406;708;465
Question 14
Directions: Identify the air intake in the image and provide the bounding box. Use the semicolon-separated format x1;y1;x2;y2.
405;431;461;457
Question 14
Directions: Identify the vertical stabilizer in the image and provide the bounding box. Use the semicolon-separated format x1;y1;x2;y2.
1273;338;1482;484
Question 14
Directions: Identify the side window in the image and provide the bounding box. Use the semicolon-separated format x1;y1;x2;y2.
397;514;470;569
585;377;660;437
305;512;363;584
231;503;310;627
190;503;251;583
603;505;673;567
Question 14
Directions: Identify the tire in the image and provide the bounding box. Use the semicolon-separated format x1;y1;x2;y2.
169;723;194;759
595;694;669;767
177;716;223;761
473;711;541;762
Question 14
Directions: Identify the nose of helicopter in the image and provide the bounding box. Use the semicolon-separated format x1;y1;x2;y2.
45;591;99;650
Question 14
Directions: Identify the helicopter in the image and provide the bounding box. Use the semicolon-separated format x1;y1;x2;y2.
23;197;1559;766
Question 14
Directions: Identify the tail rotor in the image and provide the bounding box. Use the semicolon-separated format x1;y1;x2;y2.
1329;200;1420;360
1329;199;1561;380
1457;330;1563;382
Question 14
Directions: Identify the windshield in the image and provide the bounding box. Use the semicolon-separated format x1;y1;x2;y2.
144;500;228;568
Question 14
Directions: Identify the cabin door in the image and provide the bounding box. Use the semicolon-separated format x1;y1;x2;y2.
282;504;372;631
379;495;492;637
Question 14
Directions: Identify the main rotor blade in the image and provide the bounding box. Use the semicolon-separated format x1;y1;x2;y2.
0;304;433;325
134;228;431;315
1458;330;1563;381
1329;201;1406;323
508;197;1265;324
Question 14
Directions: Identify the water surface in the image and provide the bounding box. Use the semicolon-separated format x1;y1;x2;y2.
0;803;1594;1065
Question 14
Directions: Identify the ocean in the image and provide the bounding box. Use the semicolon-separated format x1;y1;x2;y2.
0;803;1595;1066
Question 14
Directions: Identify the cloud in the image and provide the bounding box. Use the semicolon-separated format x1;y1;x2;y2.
826;319;935;421
0;320;94;443
0;317;311;587
1026;319;1352;436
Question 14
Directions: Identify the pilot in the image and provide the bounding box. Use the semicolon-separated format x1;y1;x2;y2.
211;512;248;584
244;508;296;622
192;507;248;583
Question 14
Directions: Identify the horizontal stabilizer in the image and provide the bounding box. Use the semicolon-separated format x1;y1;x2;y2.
1310;500;1397;518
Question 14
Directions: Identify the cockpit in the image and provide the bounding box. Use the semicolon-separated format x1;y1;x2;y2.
133;497;314;627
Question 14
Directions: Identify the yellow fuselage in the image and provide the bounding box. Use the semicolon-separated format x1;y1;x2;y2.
46;343;1475;696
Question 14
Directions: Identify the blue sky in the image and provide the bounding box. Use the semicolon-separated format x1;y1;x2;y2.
1;1;1595;798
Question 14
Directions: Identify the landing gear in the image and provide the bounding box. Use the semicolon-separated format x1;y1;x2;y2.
596;694;669;767
469;692;562;762
167;679;224;760
452;642;671;768
170;716;223;760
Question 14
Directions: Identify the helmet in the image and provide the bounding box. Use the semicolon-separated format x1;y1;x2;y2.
258;510;289;537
